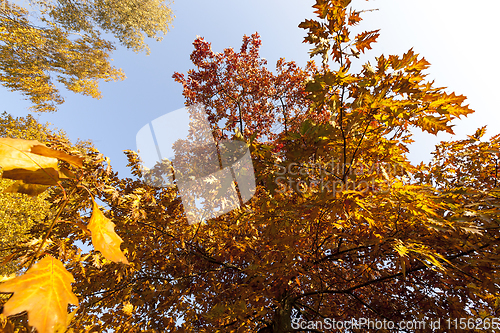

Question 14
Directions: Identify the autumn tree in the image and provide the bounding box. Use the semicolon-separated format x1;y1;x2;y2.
0;0;173;112
1;1;500;333
173;33;321;141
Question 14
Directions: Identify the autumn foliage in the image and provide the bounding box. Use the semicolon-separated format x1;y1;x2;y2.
1;0;500;332
173;33;322;141
0;0;173;112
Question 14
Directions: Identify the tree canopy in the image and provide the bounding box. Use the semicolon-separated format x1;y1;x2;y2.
0;0;173;112
1;0;500;332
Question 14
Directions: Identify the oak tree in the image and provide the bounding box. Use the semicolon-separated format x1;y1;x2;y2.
1;1;500;332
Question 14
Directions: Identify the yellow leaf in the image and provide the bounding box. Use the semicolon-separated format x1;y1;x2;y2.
122;302;134;315
88;200;129;264
0;274;16;283
0;138;60;185
0;256;79;333
0;138;83;185
30;144;84;168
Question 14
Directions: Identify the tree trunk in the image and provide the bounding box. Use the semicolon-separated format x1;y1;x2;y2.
272;298;293;333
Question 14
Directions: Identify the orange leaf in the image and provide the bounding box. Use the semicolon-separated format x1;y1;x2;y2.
0;256;79;333
418;115;454;135
88;200;129;264
354;30;380;54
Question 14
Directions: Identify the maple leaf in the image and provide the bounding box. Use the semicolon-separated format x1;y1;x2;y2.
88;200;129;264
0;138;60;185
0;138;83;186
0;256;78;333
30;144;84;168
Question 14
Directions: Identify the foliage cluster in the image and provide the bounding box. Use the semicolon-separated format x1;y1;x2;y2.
0;1;499;333
0;0;173;112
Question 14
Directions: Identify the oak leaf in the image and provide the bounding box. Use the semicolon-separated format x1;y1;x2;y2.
0;256;78;333
88;200;129;264
354;29;380;53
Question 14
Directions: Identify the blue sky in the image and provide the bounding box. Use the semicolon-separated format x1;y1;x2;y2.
2;0;499;177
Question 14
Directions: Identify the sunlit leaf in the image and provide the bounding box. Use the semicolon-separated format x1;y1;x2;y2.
354;29;380;53
0;138;82;185
0;256;78;333
30;145;84;168
0;138;60;185
88;200;129;264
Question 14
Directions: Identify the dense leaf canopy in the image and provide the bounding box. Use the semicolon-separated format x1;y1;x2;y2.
1;1;499;332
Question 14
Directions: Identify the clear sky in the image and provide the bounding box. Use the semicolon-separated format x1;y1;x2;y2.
2;0;499;177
